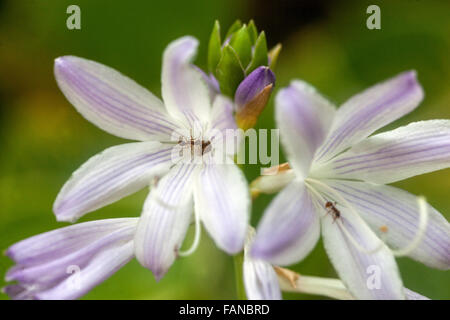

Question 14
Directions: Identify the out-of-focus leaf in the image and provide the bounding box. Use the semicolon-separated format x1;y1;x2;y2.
208;20;222;73
268;43;282;70
246;31;268;74
216;45;245;96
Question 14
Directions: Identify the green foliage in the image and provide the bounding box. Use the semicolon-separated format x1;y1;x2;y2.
208;19;276;98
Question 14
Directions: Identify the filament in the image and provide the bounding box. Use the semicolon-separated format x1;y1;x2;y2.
178;206;202;257
390;196;428;257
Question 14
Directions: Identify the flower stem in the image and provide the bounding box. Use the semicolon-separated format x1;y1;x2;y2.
233;253;247;300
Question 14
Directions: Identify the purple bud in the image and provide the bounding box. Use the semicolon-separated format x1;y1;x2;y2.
235;66;275;111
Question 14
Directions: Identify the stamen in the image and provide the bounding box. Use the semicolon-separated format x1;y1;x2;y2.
391;196;428;257
178;207;202;257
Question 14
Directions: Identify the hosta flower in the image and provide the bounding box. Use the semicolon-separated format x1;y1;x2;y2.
4;219;137;299
52;36;250;279
250;71;450;299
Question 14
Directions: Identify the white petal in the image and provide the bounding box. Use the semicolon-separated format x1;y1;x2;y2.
206;95;239;160
321;204;405;299
251;181;320;266
317;120;450;184
404;288;429;300
325;180;450;270
161;36;211;127
134;163;197;280
243;257;281;300
53;142;173;222
315;71;424;163
276;80;336;178
194;163;249;254
250;167;296;195
54;56;181;141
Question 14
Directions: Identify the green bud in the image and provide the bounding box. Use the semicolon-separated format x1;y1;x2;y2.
247;19;258;44
216;45;245;96
207;19;281;98
208;20;222;73
246;31;268;74
225;20;243;39
229;25;252;68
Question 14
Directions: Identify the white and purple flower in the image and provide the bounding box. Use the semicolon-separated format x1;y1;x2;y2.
51;36;250;280
250;71;450;299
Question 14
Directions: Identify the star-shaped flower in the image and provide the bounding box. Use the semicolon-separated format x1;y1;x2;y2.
250;71;450;299
53;36;250;279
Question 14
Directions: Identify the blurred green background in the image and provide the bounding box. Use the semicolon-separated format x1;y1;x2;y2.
0;0;449;299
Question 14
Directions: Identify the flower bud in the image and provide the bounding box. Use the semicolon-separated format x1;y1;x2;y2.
235;66;275;129
207;19;281;98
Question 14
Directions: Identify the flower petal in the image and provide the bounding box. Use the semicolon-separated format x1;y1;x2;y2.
35;241;134;300
194;163;249;254
251;180;320;266
325;180;450;270
315;71;424;163
53;142;174;222
404;288;429;300
207;95;238;157
318;120;450;184
134;163;197;279
4;218;137;300
6;218;137;267
321;204;405;299
161;36;211;127
243;256;281;300
276;80;336;178
6;220;136;285
209;95;237;134
54;56;181;141
250;166;296;196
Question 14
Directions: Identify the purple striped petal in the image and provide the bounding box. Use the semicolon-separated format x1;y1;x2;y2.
315;71;424;163
209;95;237;134
134;163;198;280
161;36;212;127
320;120;450;184
53;142;174;222
243;255;281;300
321;205;405;299
195;66;220;101
276;80;336;178
6;218;136;267
251;181;320;266
235;66;275;111
194;163;249;254
36;242;134;300
4;218;137;300
325;180;450;270
207;95;239;159
54;56;181;141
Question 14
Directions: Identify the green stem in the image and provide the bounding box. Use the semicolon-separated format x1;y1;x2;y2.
233;253;247;300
